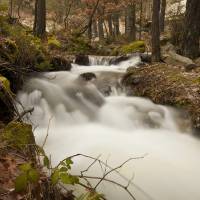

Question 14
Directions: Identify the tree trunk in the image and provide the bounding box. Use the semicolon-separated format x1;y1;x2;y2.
113;13;120;37
107;15;113;36
160;0;166;32
125;4;136;42
33;0;46;38
139;0;143;40
151;0;161;62
93;20;98;37
88;20;92;40
8;0;13;17
182;0;200;59
98;17;104;40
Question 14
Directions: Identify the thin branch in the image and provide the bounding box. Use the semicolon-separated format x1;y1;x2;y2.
42;116;53;148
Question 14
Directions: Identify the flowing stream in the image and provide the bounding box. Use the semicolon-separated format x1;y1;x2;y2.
17;55;200;200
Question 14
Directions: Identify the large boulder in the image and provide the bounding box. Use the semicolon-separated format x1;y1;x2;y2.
194;57;200;67
75;54;89;66
161;42;198;70
163;51;195;67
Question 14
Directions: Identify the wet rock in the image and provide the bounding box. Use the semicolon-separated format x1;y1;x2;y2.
109;55;129;65
140;53;151;63
80;72;96;81
50;56;72;71
99;85;112;96
75;54;89;66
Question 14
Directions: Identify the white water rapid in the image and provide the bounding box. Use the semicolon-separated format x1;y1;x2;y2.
17;56;200;200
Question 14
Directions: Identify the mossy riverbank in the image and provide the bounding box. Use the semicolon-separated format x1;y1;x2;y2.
122;63;200;132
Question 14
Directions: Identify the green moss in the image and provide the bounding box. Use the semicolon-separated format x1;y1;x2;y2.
48;36;61;50
3;122;33;150
0;38;19;62
121;41;145;54
0;75;11;92
36;60;53;71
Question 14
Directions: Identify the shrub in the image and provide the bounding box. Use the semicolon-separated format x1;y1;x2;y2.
48;36;61;50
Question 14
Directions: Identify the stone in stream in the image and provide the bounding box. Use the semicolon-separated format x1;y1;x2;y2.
109;55;129;65
80;72;97;81
75;54;89;65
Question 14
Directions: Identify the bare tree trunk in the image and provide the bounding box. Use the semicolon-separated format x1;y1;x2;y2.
113;13;120;37
34;0;46;38
151;0;161;62
160;0;166;32
182;0;200;59
88;21;92;40
107;15;113;36
93;20;98;37
98;17;104;40
125;4;136;42
139;0;143;40
8;0;13;17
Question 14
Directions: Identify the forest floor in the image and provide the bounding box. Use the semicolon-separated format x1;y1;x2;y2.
122;63;200;132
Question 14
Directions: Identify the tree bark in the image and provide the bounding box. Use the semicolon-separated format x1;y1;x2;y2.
182;0;200;59
113;13;120;37
93;20;98;37
139;0;143;40
8;0;13;18
33;0;46;38
107;15;113;36
98;17;104;40
160;0;166;32
151;0;161;62
125;4;136;42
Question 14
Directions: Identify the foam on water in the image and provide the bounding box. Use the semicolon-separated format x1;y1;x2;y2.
17;56;200;200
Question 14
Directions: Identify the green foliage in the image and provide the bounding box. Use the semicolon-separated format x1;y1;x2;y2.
36;60;53;71
64;36;91;54
121;41;145;54
0;75;11;92
48;36;61;50
15;163;39;192
0;38;18;63
51;158;79;186
3;122;33;150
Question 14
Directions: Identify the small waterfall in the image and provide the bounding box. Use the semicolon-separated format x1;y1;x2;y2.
17;55;200;200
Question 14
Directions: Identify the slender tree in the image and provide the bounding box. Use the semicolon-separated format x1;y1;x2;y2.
151;0;161;62
182;0;200;59
33;0;46;38
125;4;136;42
160;0;166;32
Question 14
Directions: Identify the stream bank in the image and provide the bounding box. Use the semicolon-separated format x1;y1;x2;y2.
122;62;200;132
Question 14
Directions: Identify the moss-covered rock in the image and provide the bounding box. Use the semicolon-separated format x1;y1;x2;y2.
0;38;18;63
3;122;34;150
0;75;11;92
120;41;145;54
